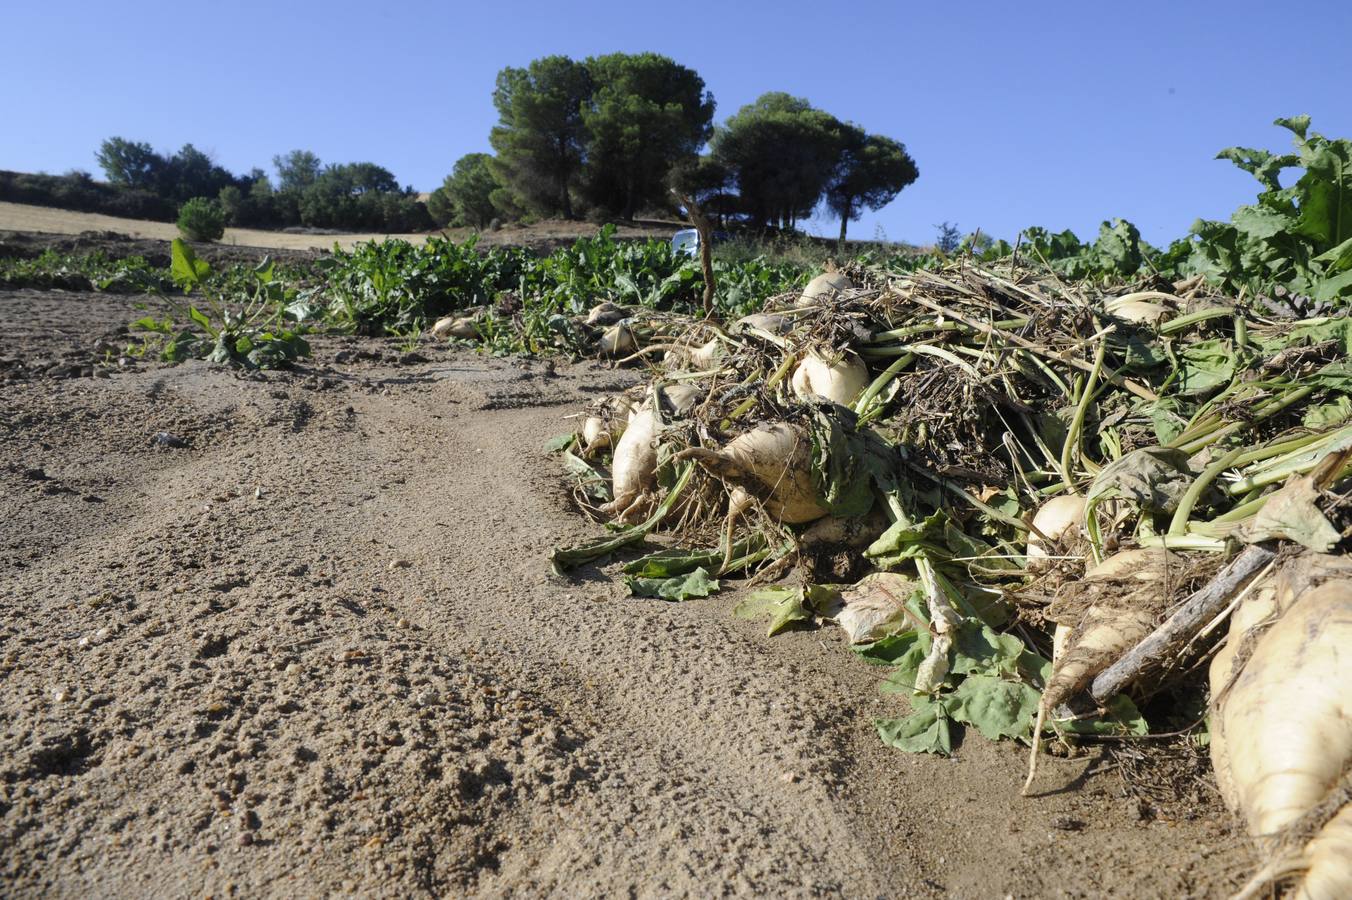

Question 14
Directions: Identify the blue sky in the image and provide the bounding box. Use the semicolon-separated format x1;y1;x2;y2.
4;0;1349;246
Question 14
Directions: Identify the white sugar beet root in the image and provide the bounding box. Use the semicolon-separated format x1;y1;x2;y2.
1024;548;1179;795
796;272;853;307
790;350;870;406
580;395;637;456
1212;575;1352;900
600;404;659;522
677;422;827;525
1042;548;1179;712
1025;495;1086;573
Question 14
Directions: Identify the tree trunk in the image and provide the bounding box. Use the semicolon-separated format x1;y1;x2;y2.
672;189;716;318
837;197;852;249
557;140;574;219
559;163;573;219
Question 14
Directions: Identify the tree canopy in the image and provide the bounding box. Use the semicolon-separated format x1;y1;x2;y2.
488;55;593;219
710;93;844;229
81;54;918;239
428;153;502;227
96;138;161;191
157;144;237;203
273;150;322;192
579;52;714;219
296;162;422;230
96;139;236;203
825;128;918;243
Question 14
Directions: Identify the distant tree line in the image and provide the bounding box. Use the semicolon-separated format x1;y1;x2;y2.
0;141;433;234
0;169;179;221
2;51;917;241
429;53;918;241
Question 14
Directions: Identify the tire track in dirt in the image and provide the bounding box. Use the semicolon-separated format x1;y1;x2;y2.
344;396;906;896
328;371;1255;899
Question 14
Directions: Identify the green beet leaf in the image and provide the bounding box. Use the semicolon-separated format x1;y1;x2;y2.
625;566;720;601
1059;694;1149;737
733;587;811;636
950;621;1026;678
877;635;930;695
942;675;1041;742
876;696;952;755
851;628;929;667
170;238;211;291
542;432;577;453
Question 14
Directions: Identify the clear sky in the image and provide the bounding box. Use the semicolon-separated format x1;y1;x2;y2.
4;0;1349;246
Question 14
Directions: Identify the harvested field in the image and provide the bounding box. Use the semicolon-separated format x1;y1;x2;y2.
0;265;1252;898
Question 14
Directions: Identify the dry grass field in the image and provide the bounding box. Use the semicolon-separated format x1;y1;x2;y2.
0;201;680;253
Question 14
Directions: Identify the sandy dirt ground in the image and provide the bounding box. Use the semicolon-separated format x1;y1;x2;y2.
0;280;1258;897
0;202;679;254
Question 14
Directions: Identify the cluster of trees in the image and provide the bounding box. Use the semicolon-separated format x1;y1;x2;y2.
0;169;178;221
0;140;434;233
91;140;432;233
431;53;918;242
3;51;918;241
427;52;714;227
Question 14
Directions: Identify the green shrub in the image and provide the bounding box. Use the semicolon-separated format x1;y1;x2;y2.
177;197;226;242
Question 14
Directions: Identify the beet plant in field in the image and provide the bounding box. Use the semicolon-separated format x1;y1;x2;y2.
1182;115;1352;305
130;240;309;369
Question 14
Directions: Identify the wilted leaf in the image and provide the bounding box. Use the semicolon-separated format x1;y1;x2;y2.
1144;397;1188;445
1303;395;1352;428
560;449;611;503
835;573;918;643
733;587;811;636
1177;339;1236;396
625;566;720;601
876;697;952;755
864;509;946;563
625;548;715;578
942;675;1040;742
1238;475;1341;552
1087;447;1196;514
807;407;891;518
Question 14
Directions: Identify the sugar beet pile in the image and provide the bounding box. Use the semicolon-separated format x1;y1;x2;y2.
526;261;1352;898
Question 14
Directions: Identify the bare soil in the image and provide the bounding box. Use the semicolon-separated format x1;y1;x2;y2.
0;201;680;255
1;253;1256;897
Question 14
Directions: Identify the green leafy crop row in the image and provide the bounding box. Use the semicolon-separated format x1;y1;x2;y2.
966;117;1352;307
0;249;172;293
312;224;818;336
6;115;1350;370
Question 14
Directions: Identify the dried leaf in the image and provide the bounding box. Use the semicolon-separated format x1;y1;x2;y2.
834;573;918;644
1238;476;1341;552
